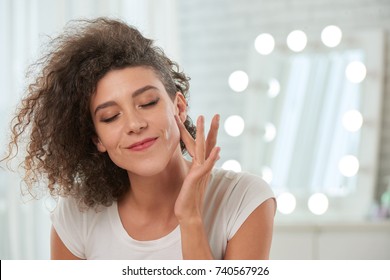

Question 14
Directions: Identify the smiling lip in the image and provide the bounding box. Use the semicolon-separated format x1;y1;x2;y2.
127;137;158;151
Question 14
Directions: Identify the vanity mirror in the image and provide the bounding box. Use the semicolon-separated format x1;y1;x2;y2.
235;28;384;221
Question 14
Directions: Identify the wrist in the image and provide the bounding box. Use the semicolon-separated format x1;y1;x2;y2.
177;214;203;227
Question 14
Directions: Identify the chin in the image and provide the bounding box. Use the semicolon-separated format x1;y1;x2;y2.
115;153;174;178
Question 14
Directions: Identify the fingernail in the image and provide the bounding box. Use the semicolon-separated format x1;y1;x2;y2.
197;115;204;124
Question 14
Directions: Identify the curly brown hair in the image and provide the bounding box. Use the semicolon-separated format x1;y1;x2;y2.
4;17;196;208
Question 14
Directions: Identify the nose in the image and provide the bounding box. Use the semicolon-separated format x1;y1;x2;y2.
124;110;147;134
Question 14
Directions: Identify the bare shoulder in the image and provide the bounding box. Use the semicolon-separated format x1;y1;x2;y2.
50;226;83;260
224;198;276;260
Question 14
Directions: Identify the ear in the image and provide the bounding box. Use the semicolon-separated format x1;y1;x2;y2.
92;135;107;153
174;92;187;122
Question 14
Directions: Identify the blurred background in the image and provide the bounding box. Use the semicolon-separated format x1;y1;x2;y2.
1;0;389;259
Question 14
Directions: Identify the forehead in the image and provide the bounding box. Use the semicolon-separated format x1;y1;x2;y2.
97;66;162;91
94;66;165;96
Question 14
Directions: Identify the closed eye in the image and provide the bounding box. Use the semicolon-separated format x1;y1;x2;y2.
101;114;119;123
99;98;159;123
140;98;160;108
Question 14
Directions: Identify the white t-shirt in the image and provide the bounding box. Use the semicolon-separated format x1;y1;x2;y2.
51;168;274;259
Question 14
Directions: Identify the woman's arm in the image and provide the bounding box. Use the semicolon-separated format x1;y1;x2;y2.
50;226;82;260
224;198;276;259
174;114;220;259
179;217;214;259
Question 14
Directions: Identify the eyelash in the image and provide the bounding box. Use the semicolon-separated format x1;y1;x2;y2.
100;98;160;123
140;98;160;108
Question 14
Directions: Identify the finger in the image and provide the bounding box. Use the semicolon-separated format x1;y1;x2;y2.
195;115;205;164
175;115;195;157
202;146;221;174
189;146;221;179
205;114;220;158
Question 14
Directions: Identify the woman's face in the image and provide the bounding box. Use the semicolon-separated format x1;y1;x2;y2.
90;66;187;177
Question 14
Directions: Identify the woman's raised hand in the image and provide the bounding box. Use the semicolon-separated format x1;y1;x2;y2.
174;114;221;223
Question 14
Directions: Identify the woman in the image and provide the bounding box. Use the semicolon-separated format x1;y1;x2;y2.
5;17;275;259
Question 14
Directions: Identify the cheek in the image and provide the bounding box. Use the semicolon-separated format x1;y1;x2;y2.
95;125;122;150
163;117;181;149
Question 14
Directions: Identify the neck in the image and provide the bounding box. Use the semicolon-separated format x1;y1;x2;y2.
122;151;191;215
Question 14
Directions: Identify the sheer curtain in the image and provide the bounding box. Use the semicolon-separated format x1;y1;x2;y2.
0;0;179;259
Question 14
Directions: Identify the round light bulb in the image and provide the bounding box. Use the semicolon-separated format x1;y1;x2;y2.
228;70;249;92
222;160;242;172
277;192;296;215
346;61;367;83
338;155;359;177
264;122;277;142
261;166;273;184
254;33;275;55
224;115;245;137
308;193;329;215
267;78;281;98
321;25;342;48
342;110;363;132
287;30;307;52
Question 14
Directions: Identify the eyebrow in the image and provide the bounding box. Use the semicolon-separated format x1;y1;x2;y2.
94;85;159;115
